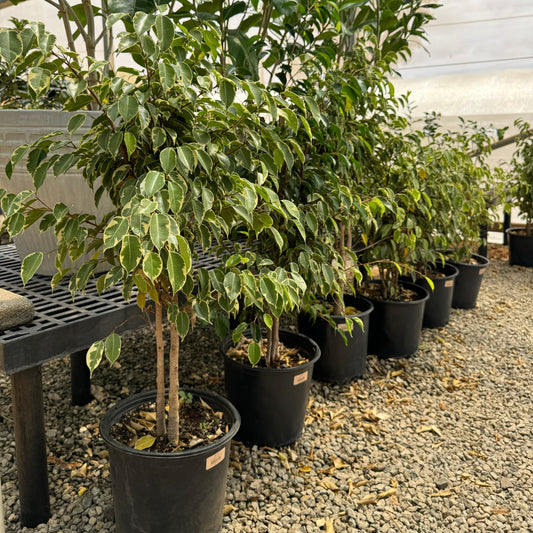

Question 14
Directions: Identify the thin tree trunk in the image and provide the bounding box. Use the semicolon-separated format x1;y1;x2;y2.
266;321;273;367
167;322;180;447
155;301;166;437
270;316;280;366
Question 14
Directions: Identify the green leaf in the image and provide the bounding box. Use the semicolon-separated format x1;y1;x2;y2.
151;127;166;150
220;78;236;108
103;217;129;249
248;342;261;366
263;313;273;329
118;94;139;123
168;181;186;212
175;310;190;338
20;252;43;284
177;146;195;172
67;114;87;135
134;435;156;450
158;62;176;92
120;235;142;272
105;333;122;365
7;213;25;236
196;150;213;174
175;235;192;271
143;252;163;281
86;340;104;377
149;213;170;250
154;14;174;51
133;12;156;36
142;171;165;196
27;67;51;100
124;131;136;158
224;271;241;301
0;30;22;65
231;322;248;345
53;154;77;177
160;147;176;174
167;251;186;293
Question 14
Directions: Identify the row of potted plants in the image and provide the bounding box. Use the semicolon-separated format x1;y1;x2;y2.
0;0;530;531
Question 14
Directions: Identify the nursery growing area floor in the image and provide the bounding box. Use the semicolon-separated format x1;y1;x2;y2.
0;247;532;532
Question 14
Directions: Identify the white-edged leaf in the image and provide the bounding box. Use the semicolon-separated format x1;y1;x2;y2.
105;333;121;365
21;252;43;285
86;340;104;377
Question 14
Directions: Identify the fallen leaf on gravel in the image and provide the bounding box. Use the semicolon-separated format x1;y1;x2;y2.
357;494;377;505
71;463;87;478
377;488;397;500
325;518;335;533
330;456;349;469
361;423;380;435
78;487;87;497
469;450;487;460
430;490;453;497
416;425;441;436
317;477;339;491
223;505;235;516
299;465;312;473
491;508;509;515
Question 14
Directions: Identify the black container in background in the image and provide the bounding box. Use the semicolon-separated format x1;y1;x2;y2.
364;281;429;359
415;263;459;328
507;228;533;267
222;329;320;448
100;389;240;533
298;295;373;382
448;253;490;309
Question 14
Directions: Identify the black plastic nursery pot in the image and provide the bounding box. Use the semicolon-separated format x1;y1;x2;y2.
448;253;490;309
364;281;429;359
221;329;320;448
507;228;533;267
100;389;240;533
415;263;459;328
297;295;373;382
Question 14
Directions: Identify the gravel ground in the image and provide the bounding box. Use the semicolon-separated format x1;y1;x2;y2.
0;250;532;532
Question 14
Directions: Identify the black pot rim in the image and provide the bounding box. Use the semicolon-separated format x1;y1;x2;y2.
100;388;241;459
447;252;490;268
221;328;320;375
506;227;533;237
312;294;374;320
362;280;430;304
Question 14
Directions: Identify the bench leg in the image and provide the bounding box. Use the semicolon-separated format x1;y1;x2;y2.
10;366;51;528
70;350;93;406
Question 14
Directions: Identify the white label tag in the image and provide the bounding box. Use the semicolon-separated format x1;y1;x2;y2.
293;371;308;386
206;447;225;471
479;268;486;275
338;323;348;331
444;280;454;288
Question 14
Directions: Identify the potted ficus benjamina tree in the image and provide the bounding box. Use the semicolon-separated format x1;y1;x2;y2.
0;13;302;532
507;118;533;267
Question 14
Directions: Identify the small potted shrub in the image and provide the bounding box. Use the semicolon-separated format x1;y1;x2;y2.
432;120;502;308
357;126;430;358
507;118;533;267
0;14;301;532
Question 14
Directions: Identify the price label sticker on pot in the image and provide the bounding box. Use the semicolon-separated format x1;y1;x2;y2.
338;323;348;331
206;447;226;470
445;280;454;288
293;371;308;386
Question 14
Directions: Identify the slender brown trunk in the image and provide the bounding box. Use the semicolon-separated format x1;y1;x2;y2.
266;321;273;367
167;322;180;447
332;294;343;316
155;301;166;437
270;316;280;366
